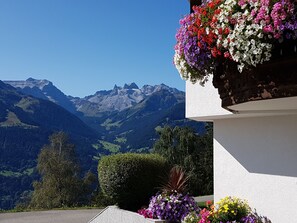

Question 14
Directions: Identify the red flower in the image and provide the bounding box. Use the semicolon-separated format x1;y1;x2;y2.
208;2;215;9
218;27;223;34
224;28;230;35
224;52;230;58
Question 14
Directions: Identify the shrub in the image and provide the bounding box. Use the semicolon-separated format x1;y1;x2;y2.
92;190;115;207
98;153;169;211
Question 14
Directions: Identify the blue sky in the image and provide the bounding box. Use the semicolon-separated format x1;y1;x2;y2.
0;0;189;97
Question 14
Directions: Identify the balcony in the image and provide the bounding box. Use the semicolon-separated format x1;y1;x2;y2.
186;78;297;121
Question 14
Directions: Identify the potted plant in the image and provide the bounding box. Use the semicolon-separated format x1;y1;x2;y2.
182;196;272;223
174;0;297;108
138;166;200;223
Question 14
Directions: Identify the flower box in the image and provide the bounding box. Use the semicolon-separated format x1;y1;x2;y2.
213;40;297;108
175;0;297;110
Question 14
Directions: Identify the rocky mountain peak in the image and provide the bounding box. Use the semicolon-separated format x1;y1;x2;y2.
26;77;37;82
73;83;184;115
4;78;76;113
113;84;119;90
123;83;139;90
4;78;52;90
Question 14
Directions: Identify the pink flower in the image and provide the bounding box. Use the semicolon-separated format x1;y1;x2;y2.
198;208;211;223
138;208;153;218
263;24;273;33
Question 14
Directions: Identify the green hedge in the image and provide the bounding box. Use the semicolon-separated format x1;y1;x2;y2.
98;153;169;211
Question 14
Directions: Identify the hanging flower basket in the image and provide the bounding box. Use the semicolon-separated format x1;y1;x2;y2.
174;0;297;108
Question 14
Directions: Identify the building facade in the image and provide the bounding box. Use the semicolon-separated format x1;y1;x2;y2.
186;78;297;222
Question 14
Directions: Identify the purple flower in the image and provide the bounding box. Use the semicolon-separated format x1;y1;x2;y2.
145;192;200;223
174;12;213;82
241;211;272;223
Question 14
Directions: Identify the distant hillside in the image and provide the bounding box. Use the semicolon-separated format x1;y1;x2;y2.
4;78;77;113
0;80;99;210
97;88;205;153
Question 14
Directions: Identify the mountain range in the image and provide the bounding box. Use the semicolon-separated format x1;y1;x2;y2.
0;78;204;210
4;79;184;115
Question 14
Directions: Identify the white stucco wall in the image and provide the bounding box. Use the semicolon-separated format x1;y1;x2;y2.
186;78;232;121
89;206;165;223
214;115;297;223
186;80;297;223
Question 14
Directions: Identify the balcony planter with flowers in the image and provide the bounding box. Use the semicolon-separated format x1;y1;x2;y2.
174;0;297;109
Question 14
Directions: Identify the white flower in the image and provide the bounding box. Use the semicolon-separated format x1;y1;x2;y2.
174;52;189;80
238;64;244;72
215;0;274;72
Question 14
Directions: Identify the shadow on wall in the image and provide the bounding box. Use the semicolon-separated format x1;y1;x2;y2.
214;114;297;178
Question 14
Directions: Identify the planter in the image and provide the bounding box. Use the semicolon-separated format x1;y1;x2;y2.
212;40;297;109
88;206;166;223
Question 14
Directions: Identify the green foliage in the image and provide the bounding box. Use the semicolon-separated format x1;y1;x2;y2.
101;118;122;130
81;171;98;204
0;174;35;210
98;153;169;211
0;170;22;177
29;132;88;209
0;111;37;128
91;190;115;207
153;125;213;196
114;137;127;144
99;140;120;153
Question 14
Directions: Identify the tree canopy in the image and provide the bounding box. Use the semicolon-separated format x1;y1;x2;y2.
153;125;213;195
30;132;90;208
